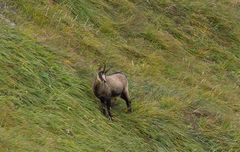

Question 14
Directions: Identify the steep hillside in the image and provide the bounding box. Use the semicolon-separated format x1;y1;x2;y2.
0;0;240;151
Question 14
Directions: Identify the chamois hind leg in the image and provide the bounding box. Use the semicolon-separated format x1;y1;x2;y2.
121;90;132;113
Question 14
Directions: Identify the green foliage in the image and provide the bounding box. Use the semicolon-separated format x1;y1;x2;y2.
0;0;240;151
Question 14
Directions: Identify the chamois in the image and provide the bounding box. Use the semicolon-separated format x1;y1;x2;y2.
93;65;132;120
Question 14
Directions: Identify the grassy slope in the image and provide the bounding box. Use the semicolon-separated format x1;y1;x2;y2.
0;0;240;151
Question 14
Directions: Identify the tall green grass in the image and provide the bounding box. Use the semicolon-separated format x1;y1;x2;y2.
0;0;240;151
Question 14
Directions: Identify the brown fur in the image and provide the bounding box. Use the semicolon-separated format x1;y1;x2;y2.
93;71;132;120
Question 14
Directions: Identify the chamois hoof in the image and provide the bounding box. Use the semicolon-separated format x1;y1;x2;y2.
126;108;132;113
128;107;132;112
108;116;113;121
102;110;107;116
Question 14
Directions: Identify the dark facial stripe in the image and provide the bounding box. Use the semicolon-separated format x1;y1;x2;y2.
98;72;105;82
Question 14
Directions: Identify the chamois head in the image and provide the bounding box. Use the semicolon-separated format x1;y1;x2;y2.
97;65;110;83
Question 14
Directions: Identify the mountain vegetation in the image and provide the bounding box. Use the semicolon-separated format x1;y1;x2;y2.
0;0;240;151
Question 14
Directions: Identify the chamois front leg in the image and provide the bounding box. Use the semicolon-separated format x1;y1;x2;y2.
100;98;107;116
106;98;113;121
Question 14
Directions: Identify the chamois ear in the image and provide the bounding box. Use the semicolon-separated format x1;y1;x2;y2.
98;65;104;72
103;64;106;72
104;67;111;74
